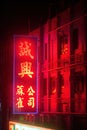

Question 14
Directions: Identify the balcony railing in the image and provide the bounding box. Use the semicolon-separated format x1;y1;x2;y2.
39;97;86;114
42;51;87;72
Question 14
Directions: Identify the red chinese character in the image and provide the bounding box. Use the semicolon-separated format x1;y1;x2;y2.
27;97;35;108
18;62;34;78
18;41;34;59
16;97;24;108
27;86;35;96
16;85;25;96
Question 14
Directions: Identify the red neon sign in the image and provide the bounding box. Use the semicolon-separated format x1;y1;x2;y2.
13;35;38;114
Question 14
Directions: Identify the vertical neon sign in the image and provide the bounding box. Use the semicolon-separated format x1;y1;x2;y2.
13;35;38;114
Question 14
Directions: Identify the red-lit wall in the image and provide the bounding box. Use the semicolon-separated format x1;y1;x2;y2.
29;3;87;114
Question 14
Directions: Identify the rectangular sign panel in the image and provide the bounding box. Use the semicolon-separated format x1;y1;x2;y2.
9;121;55;130
13;35;38;114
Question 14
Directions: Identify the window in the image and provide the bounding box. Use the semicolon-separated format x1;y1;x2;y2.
49;77;56;95
58;31;68;56
58;73;64;97
72;28;79;50
44;43;47;60
74;72;84;93
43;78;47;95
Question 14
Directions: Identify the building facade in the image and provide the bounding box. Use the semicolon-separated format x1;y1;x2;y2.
27;0;87;130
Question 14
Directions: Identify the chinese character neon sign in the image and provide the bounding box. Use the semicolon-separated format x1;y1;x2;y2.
13;35;38;114
18;62;34;78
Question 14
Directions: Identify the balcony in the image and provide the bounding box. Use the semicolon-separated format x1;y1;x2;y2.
42;51;87;72
40;97;86;114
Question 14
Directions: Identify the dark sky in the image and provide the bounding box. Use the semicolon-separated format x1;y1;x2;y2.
0;0;76;42
1;1;66;46
0;1;51;35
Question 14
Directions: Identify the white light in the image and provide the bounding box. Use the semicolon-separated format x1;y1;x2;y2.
10;121;54;130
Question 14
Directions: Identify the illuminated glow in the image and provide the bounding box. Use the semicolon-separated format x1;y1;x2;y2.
27;97;35;108
16;85;35;108
27;86;35;95
16;85;25;95
16;97;24;108
13;35;38;114
9;124;14;129
18;62;34;78
62;44;68;54
18;41;34;59
9;121;54;130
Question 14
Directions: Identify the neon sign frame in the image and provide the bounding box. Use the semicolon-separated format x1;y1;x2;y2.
13;35;38;114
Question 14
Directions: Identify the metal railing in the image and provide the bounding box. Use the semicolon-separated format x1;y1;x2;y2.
42;51;87;72
39;97;86;114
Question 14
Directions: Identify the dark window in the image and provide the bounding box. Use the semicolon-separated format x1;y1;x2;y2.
43;78;47;95
45;43;47;60
74;72;84;93
72;28;79;50
49;77;56;95
49;77;53;95
58;73;64;97
58;31;68;56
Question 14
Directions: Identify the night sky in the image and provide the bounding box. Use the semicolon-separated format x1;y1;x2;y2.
0;1;51;37
0;0;78;44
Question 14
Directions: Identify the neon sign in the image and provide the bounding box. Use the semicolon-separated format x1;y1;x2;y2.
13;35;38;114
